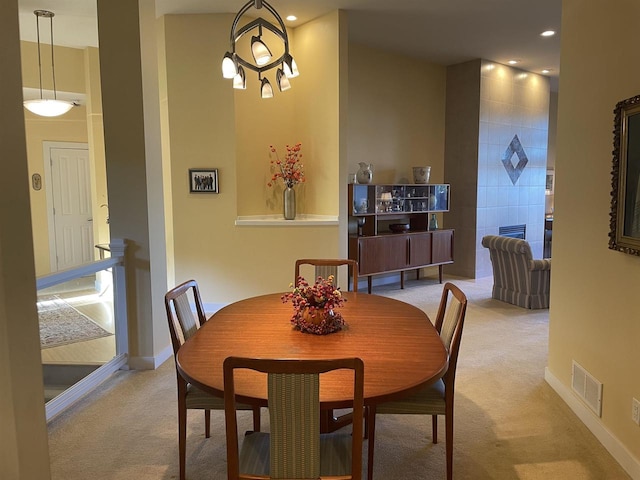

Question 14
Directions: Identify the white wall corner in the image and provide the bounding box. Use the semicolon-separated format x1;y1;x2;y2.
128;343;173;370
544;367;640;479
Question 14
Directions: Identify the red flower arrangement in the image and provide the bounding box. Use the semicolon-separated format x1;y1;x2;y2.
267;143;305;189
282;275;346;334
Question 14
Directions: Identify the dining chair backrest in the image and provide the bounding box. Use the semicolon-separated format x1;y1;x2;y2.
164;279;207;355
433;282;468;384
294;258;358;292
224;357;365;480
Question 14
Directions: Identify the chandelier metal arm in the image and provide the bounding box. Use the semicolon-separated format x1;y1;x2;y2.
229;4;290;74
224;0;297;96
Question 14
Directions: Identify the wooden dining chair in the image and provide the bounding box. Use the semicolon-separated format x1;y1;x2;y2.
365;282;468;480
165;280;261;480
294;258;359;292
223;356;365;480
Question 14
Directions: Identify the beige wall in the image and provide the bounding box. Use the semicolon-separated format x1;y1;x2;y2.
347;43;447;185
549;0;640;468
20;41;98;276
162;12;343;304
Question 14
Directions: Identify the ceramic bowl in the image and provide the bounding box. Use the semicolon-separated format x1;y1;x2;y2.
389;223;410;233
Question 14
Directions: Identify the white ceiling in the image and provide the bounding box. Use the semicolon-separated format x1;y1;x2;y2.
17;0;562;89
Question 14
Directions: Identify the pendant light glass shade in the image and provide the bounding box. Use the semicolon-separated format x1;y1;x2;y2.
233;66;247;89
24;99;74;117
222;0;299;98
222;52;238;78
276;69;290;91
261;78;274;98
23;10;76;118
251;35;272;66
283;54;299;78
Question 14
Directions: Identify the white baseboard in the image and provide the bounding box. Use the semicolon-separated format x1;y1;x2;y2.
128;344;173;370
544;367;640;479
46;354;128;422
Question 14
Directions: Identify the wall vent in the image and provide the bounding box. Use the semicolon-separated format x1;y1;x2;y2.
571;361;603;417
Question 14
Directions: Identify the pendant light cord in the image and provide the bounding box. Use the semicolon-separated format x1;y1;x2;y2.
35;13;43;100
48;14;58;100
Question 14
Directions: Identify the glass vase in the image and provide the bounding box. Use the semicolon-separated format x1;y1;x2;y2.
283;186;296;220
429;213;438;230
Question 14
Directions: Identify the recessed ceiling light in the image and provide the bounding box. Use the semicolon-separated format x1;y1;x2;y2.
540;30;556;37
286;15;297;21
508;60;519;65
541;69;551;74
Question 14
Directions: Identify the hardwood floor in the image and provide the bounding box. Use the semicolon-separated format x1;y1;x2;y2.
38;279;116;365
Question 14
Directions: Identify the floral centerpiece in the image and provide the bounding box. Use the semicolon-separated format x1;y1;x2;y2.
282;275;346;334
267;142;305;188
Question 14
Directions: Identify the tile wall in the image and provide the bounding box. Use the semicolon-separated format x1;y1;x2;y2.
445;60;550;278
476;61;550;276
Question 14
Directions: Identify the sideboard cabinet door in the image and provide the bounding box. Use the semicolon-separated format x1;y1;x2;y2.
408;232;432;267
358;235;408;275
432;230;454;264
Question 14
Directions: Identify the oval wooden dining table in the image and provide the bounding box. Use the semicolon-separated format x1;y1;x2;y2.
176;292;448;416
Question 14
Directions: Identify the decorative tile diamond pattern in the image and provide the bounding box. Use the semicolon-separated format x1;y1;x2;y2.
501;134;528;185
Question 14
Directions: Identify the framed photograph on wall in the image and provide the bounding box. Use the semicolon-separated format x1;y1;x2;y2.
189;168;219;193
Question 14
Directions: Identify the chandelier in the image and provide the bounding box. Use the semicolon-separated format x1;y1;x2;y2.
221;0;299;98
23;10;76;117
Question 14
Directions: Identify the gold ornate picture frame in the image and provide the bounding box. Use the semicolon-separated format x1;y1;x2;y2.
609;94;640;256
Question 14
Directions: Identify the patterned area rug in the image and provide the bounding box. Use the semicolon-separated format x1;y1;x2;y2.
38;296;113;349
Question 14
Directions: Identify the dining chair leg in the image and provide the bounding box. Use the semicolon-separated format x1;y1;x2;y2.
178;403;187;480
445;403;454;480
432;414;438;444
252;406;261;432
366;405;377;480
364;406;369;439
205;409;211;438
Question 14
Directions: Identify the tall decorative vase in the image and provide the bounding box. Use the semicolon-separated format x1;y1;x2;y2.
283;186;296;220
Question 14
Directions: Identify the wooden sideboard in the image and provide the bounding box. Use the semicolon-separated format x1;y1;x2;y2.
348;183;454;293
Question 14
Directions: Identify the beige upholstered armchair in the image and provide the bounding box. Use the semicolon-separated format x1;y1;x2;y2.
481;235;551;309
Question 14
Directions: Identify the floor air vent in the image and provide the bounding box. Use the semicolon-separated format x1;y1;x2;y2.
571;361;602;417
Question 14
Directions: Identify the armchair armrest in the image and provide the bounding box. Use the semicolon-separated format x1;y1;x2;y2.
530;259;551;271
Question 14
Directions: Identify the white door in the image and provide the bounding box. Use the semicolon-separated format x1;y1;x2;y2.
49;147;93;270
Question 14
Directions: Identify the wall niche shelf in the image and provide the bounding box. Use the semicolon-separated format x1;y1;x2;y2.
348;183;454;293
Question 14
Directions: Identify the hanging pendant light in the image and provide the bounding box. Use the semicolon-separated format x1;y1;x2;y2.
222;0;299;98
23;10;76;117
276;68;290;92
261;77;274;99
233;66;247;90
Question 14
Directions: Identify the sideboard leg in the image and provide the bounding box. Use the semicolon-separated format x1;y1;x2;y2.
439;265;443;283
368;276;372;294
400;271;405;289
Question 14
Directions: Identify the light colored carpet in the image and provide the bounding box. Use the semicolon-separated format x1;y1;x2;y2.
38;296;113;349
46;276;631;479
